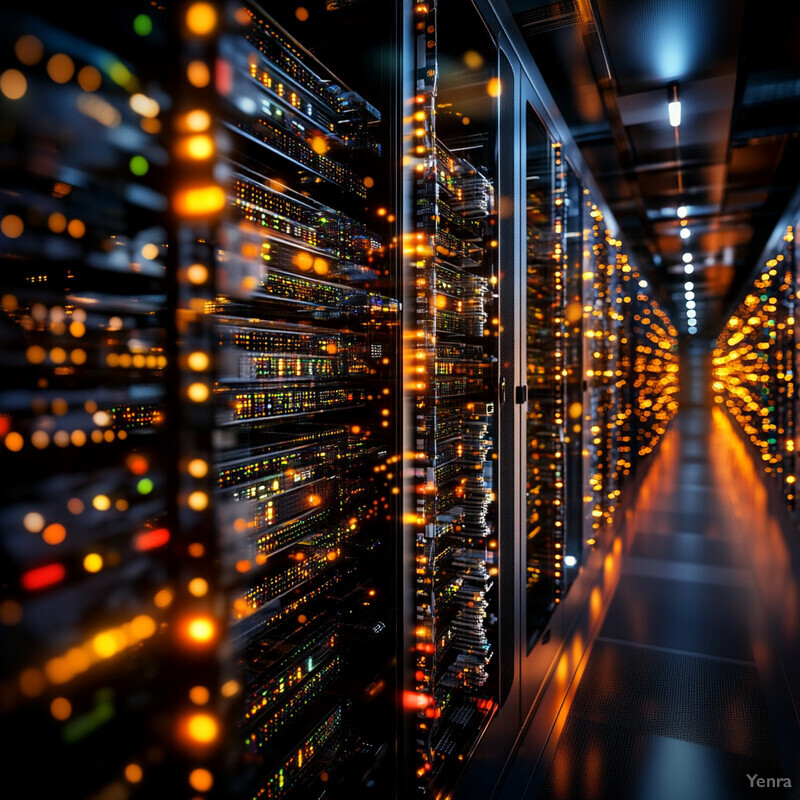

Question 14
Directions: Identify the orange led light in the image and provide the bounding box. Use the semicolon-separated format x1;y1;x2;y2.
184;616;216;644
186;2;217;35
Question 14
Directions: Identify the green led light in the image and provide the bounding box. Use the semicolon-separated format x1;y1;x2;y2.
129;156;149;176
137;477;154;495
133;14;153;36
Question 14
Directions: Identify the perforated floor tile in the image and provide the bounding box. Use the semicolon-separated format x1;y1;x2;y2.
566;641;776;758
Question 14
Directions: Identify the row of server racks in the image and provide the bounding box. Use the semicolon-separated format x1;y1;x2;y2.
713;225;798;516
0;1;678;799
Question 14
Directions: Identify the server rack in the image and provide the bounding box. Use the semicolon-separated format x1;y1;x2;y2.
197;3;403;797
713;224;798;513
0;4;176;797
404;1;502;795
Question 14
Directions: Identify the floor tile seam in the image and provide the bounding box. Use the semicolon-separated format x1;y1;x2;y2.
620;557;752;588
634;529;739;541
638;507;725;517
622;552;750;574
595;635;757;666
626;548;746;569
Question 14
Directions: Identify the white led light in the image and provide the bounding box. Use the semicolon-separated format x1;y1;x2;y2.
682;252;693;263
237;96;257;115
688;327;697;334
677;205;688;219
668;100;681;127
680;227;691;239
638;279;648;288
685;291;695;301
564;555;578;568
684;282;694;290
686;300;696;309
684;264;694;274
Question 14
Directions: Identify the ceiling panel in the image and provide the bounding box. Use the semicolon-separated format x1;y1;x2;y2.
511;0;800;336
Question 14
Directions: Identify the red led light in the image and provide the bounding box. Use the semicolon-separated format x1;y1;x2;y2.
134;527;170;551
402;691;432;710
126;454;149;475
21;563;66;591
215;58;233;96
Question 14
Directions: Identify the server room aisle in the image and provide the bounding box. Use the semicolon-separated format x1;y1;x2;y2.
528;347;799;800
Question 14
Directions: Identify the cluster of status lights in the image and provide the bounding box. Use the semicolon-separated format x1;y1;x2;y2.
632;284;680;457
583;202;679;533
712;226;796;510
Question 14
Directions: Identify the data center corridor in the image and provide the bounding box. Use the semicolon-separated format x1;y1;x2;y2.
503;346;800;800
3;3;800;799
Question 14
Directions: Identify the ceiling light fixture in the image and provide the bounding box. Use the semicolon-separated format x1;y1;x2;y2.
668;83;681;127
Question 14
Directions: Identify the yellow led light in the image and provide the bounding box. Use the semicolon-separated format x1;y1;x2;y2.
83;553;103;573
187;382;209;402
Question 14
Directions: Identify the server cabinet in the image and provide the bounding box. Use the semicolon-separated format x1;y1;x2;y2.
0;4;175;797
196;3;403;797
404;0;503;795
